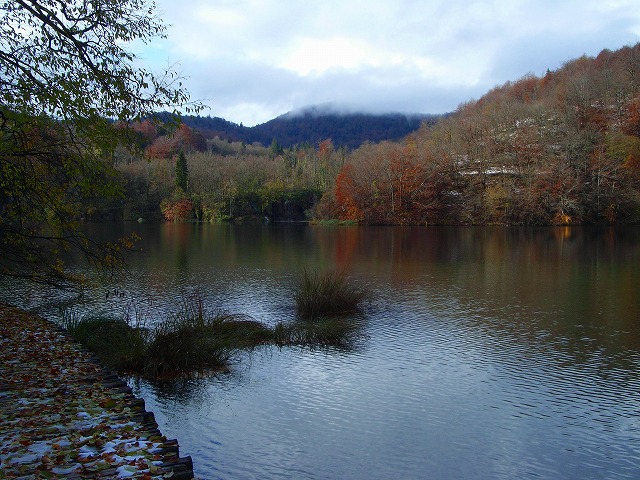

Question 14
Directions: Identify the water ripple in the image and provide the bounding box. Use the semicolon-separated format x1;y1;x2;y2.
7;225;640;480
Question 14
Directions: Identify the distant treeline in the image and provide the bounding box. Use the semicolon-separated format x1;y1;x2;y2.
157;108;439;149
89;43;640;225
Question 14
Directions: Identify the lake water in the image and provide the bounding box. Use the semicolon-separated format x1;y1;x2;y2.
4;224;640;479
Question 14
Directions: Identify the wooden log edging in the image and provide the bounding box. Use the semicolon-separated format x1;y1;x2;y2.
81;366;195;480
49;320;196;480
0;304;195;480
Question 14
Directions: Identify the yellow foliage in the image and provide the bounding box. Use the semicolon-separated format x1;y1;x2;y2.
552;212;572;225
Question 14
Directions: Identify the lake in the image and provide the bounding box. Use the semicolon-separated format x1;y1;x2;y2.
4;224;640;479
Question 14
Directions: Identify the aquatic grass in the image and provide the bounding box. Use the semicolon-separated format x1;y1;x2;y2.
310;219;360;226
295;268;370;319
60;310;147;372
210;316;274;347
144;314;233;378
141;291;271;377
60;282;369;378
61;308;245;378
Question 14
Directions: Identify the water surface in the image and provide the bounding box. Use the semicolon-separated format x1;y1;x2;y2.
4;225;640;479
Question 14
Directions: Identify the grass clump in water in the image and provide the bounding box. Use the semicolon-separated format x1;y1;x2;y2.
294;268;369;319
61;312;148;372
61;295;272;379
144;308;272;378
144;314;229;378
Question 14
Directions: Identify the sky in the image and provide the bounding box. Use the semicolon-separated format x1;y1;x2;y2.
138;0;640;126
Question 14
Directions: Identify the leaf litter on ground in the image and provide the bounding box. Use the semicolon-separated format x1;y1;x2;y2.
0;304;187;479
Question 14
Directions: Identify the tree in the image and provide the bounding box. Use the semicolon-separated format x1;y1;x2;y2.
270;138;283;158
175;151;189;191
0;0;198;286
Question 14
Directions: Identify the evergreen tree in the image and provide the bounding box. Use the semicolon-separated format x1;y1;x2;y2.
270;138;283;158
176;151;189;191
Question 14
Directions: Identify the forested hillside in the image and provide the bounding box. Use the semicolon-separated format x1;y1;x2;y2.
102;43;640;225
243;108;437;148
172;108;436;149
316;44;640;225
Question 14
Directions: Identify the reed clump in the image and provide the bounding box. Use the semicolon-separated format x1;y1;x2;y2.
294;268;370;319
61;297;272;379
144;314;232;378
61;312;147;372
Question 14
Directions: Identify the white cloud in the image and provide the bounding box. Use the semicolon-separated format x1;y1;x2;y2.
146;0;640;126
279;36;384;76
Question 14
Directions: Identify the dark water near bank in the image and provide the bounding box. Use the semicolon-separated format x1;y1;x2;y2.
5;225;640;479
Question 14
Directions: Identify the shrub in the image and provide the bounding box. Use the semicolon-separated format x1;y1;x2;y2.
160;196;194;221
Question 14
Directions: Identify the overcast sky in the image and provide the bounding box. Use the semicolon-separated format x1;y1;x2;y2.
139;0;640;126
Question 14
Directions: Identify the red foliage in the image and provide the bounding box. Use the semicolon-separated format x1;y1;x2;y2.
509;75;539;104
318;138;334;158
334;165;362;221
624;95;640;137
624;151;640;187
145;124;207;159
160;198;194;221
331;142;449;224
131;119;158;143
146;135;175;159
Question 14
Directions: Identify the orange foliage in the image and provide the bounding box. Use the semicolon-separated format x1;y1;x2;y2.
334;165;362;221
624;95;640;136
318;138;334;158
131;119;157;143
145;124;206;159
146;135;175;159
160;198;194;221
509;75;539;104
554;213;572;225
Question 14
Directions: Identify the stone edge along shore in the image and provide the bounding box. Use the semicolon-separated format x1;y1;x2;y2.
0;304;195;479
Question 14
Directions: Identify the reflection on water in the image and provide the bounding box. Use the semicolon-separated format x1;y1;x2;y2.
2;225;640;479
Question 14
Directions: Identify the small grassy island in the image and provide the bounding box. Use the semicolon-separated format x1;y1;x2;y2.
62;269;370;379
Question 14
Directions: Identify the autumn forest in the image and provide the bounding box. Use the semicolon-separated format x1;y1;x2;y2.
104;43;640;226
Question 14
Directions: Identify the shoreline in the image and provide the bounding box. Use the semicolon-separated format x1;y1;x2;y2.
0;304;194;479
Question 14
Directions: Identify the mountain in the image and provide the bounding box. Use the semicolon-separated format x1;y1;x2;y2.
177;107;441;149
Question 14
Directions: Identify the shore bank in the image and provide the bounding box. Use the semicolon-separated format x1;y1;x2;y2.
0;304;194;479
